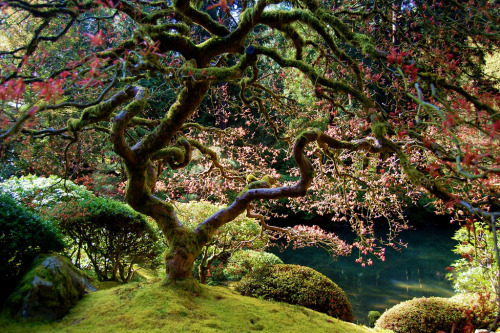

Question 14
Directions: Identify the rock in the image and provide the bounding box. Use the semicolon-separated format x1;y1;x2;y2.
7;254;96;321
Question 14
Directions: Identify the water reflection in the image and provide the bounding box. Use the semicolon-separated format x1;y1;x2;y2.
270;223;460;325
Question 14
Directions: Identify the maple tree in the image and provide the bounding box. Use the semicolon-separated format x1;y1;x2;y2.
0;0;499;302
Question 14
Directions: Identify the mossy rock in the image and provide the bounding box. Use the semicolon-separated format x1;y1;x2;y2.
236;264;354;322
375;297;470;333
6;254;96;321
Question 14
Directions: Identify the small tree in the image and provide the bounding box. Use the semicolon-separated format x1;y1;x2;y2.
53;197;163;282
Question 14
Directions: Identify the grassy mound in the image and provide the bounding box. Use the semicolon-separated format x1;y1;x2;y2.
0;281;388;333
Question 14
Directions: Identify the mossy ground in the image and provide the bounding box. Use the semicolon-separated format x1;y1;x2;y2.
0;280;390;333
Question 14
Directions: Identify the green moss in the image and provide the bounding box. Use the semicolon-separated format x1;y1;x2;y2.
0;282;387;332
353;34;375;55
371;122;387;138
6;254;86;320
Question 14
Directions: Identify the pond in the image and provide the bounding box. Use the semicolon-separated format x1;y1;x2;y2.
269;219;460;325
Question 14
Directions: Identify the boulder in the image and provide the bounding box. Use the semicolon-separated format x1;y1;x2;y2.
7;254;96;321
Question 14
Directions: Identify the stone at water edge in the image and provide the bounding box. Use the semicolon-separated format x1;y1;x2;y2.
7;254;96;321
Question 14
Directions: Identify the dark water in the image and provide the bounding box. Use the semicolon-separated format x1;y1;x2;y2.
270;222;460;325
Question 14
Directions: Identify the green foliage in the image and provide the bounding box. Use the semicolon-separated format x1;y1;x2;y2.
368;311;381;328
176;200;267;248
236;264;354;322
448;223;499;296
52;196;164;283
0;192;66;301
223;250;283;281
0;174;93;208
375;297;472;333
450;292;498;329
176;201;269;284
1;175;163;283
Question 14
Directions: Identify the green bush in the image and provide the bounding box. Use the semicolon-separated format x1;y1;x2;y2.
1;175;163;283
52;196;164;283
375;297;472;333
448;223;498;297
223;250;283;281
0;192;66;301
236;264;354;322
0;174;93;209
176;201;268;248
368;311;381;328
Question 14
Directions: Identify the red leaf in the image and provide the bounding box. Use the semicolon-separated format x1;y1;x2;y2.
85;29;105;47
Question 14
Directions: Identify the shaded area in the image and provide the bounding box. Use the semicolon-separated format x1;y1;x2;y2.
270;220;460;325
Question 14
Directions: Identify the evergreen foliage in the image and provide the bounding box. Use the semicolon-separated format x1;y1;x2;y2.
0;192;65;301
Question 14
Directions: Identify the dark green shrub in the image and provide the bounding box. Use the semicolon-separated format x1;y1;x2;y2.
236;264;354;322
53;197;164;283
368;310;381;328
223;250;283;281
375;297;473;333
0;193;65;301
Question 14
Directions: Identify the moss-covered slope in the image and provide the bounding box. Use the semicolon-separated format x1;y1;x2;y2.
1;282;389;333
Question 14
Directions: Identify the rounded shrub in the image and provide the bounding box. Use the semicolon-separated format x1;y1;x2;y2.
375;297;471;333
450;293;497;330
368;310;381;328
53;196;164;283
0;192;66;301
236;264;354;321
223;250;283;281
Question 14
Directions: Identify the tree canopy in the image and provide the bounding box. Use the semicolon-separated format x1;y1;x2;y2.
0;0;499;281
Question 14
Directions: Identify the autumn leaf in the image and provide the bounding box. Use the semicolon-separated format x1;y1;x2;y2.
85;29;105;47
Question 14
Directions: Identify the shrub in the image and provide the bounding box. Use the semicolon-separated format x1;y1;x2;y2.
1;175;163;283
0;174;93;209
375;297;473;333
52;196;164;282
0;192;66;301
448;223;498;297
223;250;283;281
236;264;354;322
368;311;381;328
176;201;268;249
450;293;498;330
